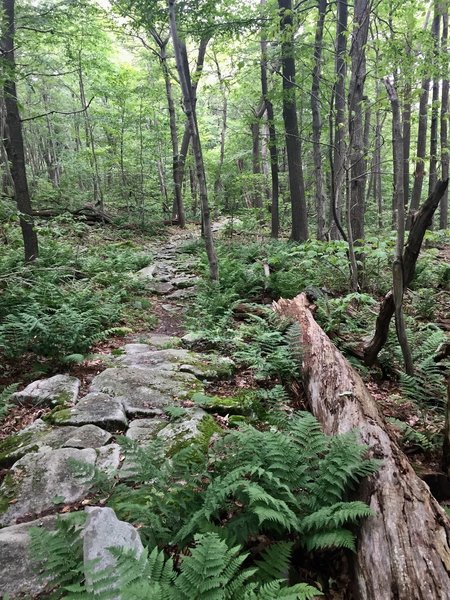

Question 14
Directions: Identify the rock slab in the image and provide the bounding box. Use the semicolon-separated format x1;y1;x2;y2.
83;507;144;592
0;516;58;598
12;374;80;407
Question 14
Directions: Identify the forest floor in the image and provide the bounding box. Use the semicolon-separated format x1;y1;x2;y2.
0;223;449;598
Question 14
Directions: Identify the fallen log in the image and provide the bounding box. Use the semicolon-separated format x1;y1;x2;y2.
31;205;113;225
274;293;450;600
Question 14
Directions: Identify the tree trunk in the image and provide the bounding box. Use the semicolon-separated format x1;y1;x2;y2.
168;0;218;280
363;178;449;365
384;77;414;375
278;0;308;241
409;77;430;223
311;0;327;241
156;33;185;228
348;0;370;245
440;1;449;229
260;17;279;238
173;37;209;204
251;117;263;208
1;0;38;262
212;50;227;206
331;0;348;240
274;292;450;600
402;89;412;210
429;5;441;203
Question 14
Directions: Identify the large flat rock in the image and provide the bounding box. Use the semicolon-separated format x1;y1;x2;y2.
62;424;112;449
12;374;80;407
0;445;120;527
83;506;144;593
49;392;128;431
90;367;201;417
126;418;166;443
0;447;97;526
0;515;59;598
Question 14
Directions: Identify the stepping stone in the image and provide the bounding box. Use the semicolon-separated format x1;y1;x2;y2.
148;281;175;295
0;515;59;598
126;418;166;443
167;288;196;301
157;408;208;451
172;276;198;288
62;425;112;449
83;507;144;592
144;334;180;348
12;375;80;407
118;348;190;369
137;264;157;280
0;447;98;526
90;367;201;417
122;343;151;354
0;422;83;468
49;393;128;431
96;444;121;473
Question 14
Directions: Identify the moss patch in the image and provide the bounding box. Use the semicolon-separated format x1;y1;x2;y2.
43;407;73;425
190;392;252;416
0;432;40;469
0;470;23;516
168;415;222;457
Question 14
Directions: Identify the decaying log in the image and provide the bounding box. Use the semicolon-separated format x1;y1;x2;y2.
363;178;448;366
31;205;113;225
274;293;450;600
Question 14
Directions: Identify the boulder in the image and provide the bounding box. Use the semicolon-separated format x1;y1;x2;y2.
90;367;201;417
83;507;143;593
148;281;175;295
126;418;166;443
12;375;80;407
0;447;97;526
0;422;81;468
137;264;157;280
62;424;112;449
0;515;59;598
49;393;128;431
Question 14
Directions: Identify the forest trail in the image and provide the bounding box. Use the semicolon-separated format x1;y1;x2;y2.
0;229;232;598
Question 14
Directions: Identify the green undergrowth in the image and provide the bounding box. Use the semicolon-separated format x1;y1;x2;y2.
30;412;378;599
0;218;156;369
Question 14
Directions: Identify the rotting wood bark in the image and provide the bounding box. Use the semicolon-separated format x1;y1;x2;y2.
274;292;450;600
363;178;449;366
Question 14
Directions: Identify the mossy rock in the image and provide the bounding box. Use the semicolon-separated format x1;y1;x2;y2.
168;415;222;456
0;432;39;469
190;392;252;416
43;407;72;425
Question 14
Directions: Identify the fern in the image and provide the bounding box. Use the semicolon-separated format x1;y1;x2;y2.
388;417;436;452
34;528;321;600
399;328;448;407
0;383;18;421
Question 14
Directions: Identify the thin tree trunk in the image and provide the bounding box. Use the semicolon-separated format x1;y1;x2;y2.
168;0;218;280
278;0;308;241
348;0;370;245
384;77;413;374
441;0;449;229
274;293;450;600
429;5;441;203
402;86;412;210
78;60;104;212
260;16;279;238
331;0;348;240
409;77;430;223
155;33;185;227
174;38;209;201
311;0;327;240
364;179;448;365
1;0;38;261
212;51;227;205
